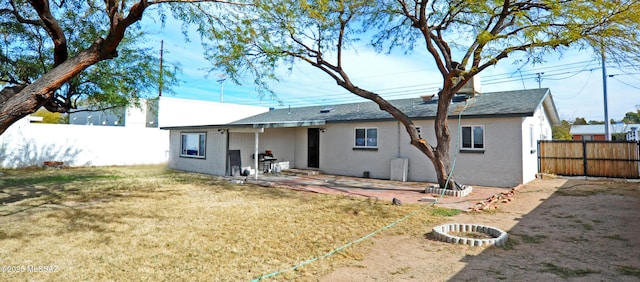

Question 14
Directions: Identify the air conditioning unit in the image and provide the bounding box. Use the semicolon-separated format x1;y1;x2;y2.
390;158;409;182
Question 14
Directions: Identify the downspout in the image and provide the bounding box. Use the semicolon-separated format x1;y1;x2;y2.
397;121;401;157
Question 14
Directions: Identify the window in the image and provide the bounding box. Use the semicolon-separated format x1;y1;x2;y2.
461;125;484;150
181;132;206;158
355;128;377;148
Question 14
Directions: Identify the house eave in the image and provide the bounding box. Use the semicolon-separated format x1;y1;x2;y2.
160;120;326;131
248;120;326;128
160;124;252;131
321;113;538;124
540;90;560;125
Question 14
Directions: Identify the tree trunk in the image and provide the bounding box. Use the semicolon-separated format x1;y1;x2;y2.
338;83;458;189
0;44;104;135
433;85;455;189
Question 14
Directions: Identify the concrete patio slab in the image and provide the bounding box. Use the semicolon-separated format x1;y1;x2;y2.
236;172;511;211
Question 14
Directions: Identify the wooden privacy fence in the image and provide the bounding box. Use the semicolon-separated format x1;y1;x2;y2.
538;140;640;179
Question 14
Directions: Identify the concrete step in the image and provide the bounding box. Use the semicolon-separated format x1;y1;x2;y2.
282;169;322;176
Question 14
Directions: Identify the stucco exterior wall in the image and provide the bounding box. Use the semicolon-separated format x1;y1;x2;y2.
254;128;296;169
521;105;553;184
250;117;534;187
455;117;524;187
166;110;554;187
228;132;256;171
319;122;400;179
314;115;550;187
398;117;526;187
311;118;526;187
168;129;226;175
293;127;309;169
225;128;297;173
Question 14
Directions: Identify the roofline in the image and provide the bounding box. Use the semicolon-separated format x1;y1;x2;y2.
539;89;560;125
160;120;326;130
161;113;541;130
160;124;247;131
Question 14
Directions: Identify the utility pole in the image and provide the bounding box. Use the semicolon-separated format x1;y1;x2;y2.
601;47;611;140
158;40;163;97
535;72;544;89
217;74;226;103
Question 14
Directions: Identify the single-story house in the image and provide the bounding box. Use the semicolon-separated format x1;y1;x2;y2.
570;124;640;141
161;88;559;187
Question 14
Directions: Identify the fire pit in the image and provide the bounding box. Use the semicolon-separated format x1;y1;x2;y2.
432;223;508;247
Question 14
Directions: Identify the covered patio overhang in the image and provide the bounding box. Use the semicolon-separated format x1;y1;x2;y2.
161;120;326;180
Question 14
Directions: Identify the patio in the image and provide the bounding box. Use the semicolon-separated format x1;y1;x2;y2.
237;171;511;210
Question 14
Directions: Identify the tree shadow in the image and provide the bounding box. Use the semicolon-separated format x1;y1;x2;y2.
446;179;640;281
0;132;88;168
0;169;111;215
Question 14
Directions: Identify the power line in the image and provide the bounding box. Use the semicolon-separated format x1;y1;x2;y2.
610;76;640;91
149;38;635;108
553;69;596;100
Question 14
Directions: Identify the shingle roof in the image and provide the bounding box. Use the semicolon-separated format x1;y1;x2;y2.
231;88;554;126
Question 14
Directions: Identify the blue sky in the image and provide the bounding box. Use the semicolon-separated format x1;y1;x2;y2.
140;15;639;123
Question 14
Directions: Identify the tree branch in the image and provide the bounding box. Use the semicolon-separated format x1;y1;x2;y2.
147;0;251;5
1;1;43;26
28;0;69;66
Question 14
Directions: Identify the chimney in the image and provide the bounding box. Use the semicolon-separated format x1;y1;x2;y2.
457;75;481;96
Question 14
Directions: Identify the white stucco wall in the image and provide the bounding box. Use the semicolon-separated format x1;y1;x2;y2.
521;105;553;184
158;97;269;127
1;99;268;170
0;119;169;168
124;102;149;128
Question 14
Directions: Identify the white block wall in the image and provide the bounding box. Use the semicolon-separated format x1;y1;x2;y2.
158;97;269;127
0;120;169;168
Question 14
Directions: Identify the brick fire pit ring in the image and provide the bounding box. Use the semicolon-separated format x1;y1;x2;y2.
432;223;508;247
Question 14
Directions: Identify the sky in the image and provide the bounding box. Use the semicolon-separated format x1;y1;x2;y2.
140;15;640;123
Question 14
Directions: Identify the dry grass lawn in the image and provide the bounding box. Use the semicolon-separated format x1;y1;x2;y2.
0;165;456;281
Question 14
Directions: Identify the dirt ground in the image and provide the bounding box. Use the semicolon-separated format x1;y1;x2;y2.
320;177;640;281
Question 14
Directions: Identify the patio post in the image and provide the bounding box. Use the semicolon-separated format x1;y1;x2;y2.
255;131;259;181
